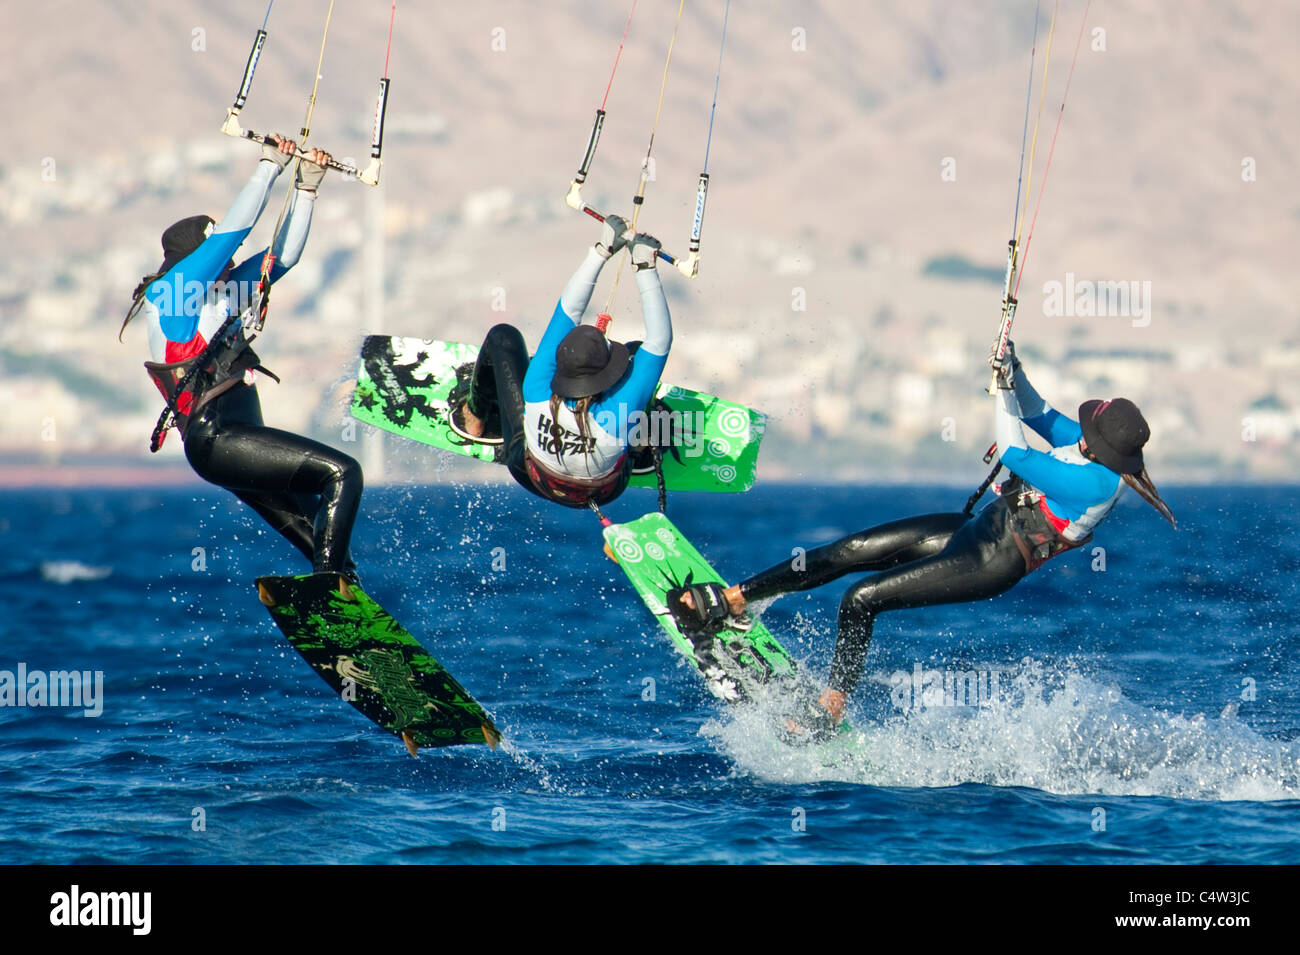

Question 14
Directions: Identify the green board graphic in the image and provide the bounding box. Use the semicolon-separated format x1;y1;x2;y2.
256;573;501;755
350;336;766;493
603;513;814;704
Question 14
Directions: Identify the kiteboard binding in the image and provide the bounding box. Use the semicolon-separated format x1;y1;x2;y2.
603;512;852;746
445;393;504;446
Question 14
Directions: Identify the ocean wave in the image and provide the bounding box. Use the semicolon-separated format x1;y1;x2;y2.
38;561;112;584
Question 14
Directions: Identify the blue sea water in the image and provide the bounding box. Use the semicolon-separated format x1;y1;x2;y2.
1;482;1298;865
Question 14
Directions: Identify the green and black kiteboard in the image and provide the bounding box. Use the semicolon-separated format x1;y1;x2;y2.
349;336;766;494
256;573;501;755
603;512;851;745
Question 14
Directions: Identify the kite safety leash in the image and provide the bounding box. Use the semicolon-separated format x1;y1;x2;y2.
962;444;1003;515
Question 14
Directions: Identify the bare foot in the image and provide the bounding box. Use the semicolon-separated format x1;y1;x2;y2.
462;404;485;437
817;688;846;724
679;585;747;616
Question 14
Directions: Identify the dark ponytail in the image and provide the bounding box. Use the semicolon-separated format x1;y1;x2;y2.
547;393;595;464
119;272;163;342
1123;468;1177;529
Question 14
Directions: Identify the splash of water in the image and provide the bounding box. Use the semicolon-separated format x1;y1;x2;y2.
706;659;1300;801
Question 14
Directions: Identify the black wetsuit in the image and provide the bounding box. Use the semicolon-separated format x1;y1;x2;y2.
136;159;362;578
183;381;362;577
464;323;537;501
738;499;1028;696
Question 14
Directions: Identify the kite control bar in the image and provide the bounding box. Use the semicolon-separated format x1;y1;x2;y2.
570;200;681;270
564;110;684;269
563;2;706;281
223;125;365;180
219;1;393;188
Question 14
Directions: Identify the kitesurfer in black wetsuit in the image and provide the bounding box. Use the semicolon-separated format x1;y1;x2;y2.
120;136;362;581
672;342;1177;740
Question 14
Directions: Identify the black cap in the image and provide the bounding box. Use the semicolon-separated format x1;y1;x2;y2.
159;215;215;274
551;325;631;398
1078;398;1149;475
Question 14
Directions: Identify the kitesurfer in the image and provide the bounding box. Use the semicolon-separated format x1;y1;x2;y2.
452;215;672;509
120;135;363;581
673;341;1177;739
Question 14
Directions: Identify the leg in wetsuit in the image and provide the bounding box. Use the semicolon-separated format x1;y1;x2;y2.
464;323;548;503
183;381;363;577
738;500;1027;697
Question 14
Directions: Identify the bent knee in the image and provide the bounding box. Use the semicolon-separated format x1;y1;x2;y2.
485;324;525;350
840;581;880;617
340;454;364;491
320;452;364;495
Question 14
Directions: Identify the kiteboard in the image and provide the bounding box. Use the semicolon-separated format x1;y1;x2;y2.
256;573;501;755
350;336;765;493
602;512;851;745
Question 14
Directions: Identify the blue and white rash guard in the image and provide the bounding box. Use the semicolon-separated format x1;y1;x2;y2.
995;367;1125;542
141;159;313;374
522;248;672;480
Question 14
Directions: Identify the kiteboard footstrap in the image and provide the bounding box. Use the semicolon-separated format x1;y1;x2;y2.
665;581;750;635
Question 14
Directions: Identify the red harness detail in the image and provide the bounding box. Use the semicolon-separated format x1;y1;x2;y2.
524;451;629;509
1038;498;1070;534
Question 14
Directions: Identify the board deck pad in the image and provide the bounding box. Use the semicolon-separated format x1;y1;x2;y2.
256;573;500;753
350;336;766;493
603;512;829;710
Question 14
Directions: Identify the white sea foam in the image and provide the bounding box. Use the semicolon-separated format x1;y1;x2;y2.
706;659;1300;801
39;561;112;584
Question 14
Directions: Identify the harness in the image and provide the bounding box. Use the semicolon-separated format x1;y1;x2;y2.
524;450;631;509
998;473;1091;572
144;327;277;451
523;392;670;513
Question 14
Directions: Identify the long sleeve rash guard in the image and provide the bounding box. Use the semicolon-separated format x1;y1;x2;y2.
142;159;314;365
522;248;672;479
995;367;1124;542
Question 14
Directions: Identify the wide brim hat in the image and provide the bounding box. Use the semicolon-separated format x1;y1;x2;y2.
159;215;215;274
551;325;631;398
1078;397;1149;475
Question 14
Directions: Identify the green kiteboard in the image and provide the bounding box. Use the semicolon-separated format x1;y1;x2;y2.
256;573;501;756
350;336;766;493
603;512;851;745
